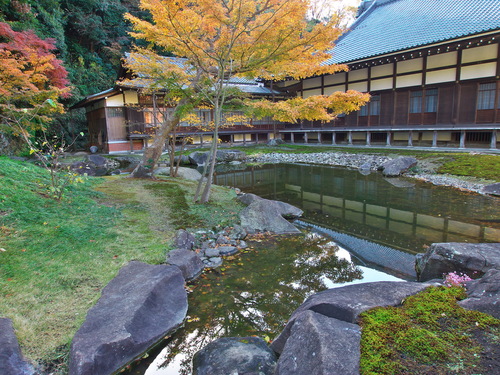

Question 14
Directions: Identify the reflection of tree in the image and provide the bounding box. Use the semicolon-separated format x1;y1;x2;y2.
151;233;362;374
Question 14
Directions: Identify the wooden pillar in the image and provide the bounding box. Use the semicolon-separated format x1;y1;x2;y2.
386;132;392;147
490;130;497;150
332;132;336;145
348;131;353;145
230;134;234;146
200;135;204;146
304;132;308;144
291;133;295;143
243;134;247;145
130;138;134;153
317;132;322;144
459;130;466;149
366;131;371;146
432;131;438;147
408;130;414;147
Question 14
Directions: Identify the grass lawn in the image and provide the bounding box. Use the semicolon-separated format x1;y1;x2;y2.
0;157;243;372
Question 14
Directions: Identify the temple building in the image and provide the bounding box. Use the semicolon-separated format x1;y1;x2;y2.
75;0;500;152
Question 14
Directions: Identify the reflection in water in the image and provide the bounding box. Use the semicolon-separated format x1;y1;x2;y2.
129;163;499;375
130;234;363;374
215;163;500;252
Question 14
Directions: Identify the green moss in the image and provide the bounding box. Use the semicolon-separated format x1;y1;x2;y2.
437;154;500;181
360;286;500;375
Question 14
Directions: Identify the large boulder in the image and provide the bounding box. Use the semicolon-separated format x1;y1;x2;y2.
482;183;500;196
0;319;34;375
459;268;500;318
240;199;301;234
416;242;500;281
188;150;246;166
237;193;303;219
271;281;434;354
69;261;188;375
381;157;417;177
71;155;119;176
166;249;205;281
188;151;209;166
192;337;277;375
176;167;203;181
275;310;360;375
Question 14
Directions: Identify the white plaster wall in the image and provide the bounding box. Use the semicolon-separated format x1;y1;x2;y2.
427;51;457;69
303;76;322;89
349;68;368;81
303;88;322;98
426;68;456;85
462;44;498;64
324;85;346;95
371;63;394;78
397;58;423;74
396;73;422;88
348;81;368;92
371;77;393;91
124;90;139;105
460;62;497;80
324;72;346;85
105;94;124;107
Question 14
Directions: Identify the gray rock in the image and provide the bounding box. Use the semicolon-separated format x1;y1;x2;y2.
69;261;188;375
189;151;209;166
381;157;417;177
238;240;248;249
240;199;301;234
416;242;500;281
89;146;98;154
203;257;223;268
215;235;231;245
459;269;500;318
218;246;239;256
204;248;221;257
237;194;303;219
166;249;205;281
193;337;277;375
130;164;153;178
0;319;34;375
275;310;360;375
174;229;196;250
86;154;108;167
268;138;285;146
271;281;434;354
229;225;248;240
217;149;247;162
482;183;500;196
176;167;203;181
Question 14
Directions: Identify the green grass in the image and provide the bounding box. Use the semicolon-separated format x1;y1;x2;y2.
437;154;500;181
0;156;244;372
359;286;500;375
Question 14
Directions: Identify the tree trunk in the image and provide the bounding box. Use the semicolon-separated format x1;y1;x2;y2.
199;105;221;203
130;105;183;178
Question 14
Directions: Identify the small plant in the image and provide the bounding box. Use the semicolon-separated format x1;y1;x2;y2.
444;271;472;287
24;129;86;200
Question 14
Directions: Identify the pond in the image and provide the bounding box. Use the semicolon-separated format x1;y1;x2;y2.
128;163;500;374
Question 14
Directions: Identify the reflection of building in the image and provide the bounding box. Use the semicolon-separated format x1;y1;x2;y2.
75;0;500;152
278;0;500;149
214;164;500;251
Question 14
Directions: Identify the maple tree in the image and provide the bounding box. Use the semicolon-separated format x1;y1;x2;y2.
125;0;370;203
0;21;70;137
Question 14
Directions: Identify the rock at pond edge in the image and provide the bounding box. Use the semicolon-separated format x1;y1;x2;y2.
69;261;188;375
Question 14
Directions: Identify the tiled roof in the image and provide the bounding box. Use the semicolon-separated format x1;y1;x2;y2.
325;0;500;65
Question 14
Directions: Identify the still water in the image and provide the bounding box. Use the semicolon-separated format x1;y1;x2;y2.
129;163;500;374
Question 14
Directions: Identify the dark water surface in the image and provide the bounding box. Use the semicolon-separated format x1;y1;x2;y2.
129;163;500;374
